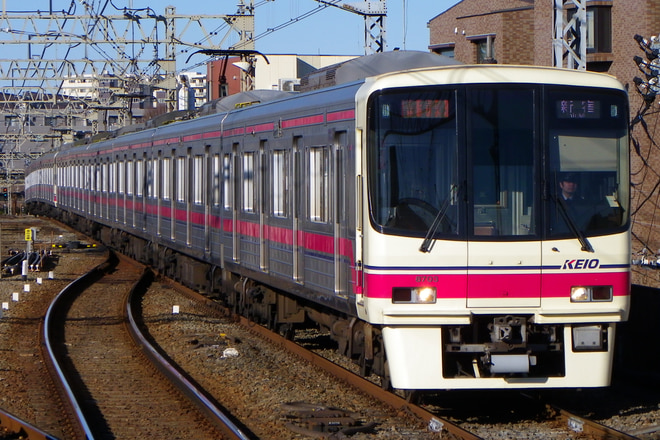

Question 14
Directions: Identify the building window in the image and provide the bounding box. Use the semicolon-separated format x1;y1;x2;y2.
568;5;612;54
585;6;612;53
433;46;455;58
476;36;495;64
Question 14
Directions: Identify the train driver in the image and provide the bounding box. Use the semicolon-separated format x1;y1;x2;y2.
552;172;620;235
559;173;581;202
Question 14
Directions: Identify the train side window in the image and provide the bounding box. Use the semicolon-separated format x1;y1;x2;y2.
176;157;186;203
118;161;125;195
212;154;221;207
272;149;288;218
127;160;134;196
102;163;107;193
308;146;329;223
193;155;203;204
136;159;144;197
145;159;151;198
223;153;232;209
109;162;116;193
243;152;255;213
155;157;160;199
95;164;101;193
162;158;171;201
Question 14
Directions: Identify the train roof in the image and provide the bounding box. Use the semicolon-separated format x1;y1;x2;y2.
197;51;457;114
198;89;294;116
299;50;460;92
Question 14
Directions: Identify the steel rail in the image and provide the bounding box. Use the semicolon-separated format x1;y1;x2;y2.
41;250;115;440
237;315;484;440
42;250;253;440
553;405;641;440
123;262;254;440
0;407;59;440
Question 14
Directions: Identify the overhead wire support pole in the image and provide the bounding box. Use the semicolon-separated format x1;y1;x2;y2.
314;0;387;55
0;4;249;172
553;0;587;70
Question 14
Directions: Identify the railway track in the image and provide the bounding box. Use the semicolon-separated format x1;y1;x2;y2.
1;217;658;439
147;274;642;440
41;250;249;439
239;316;648;440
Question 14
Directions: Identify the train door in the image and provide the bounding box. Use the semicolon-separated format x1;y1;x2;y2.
269;146;293;279
86;162;91;215
100;161;105;219
259;141;268;271
102;161;107;220
293;136;303;282
207;151;217;258
139;153;147;231
52;158;58;207
238;147;259;269
111;159;117;222
170;149;178;241
232;143;240;261
93;161;99;218
334;132;348;296
204;145;212;257
219;150;232;262
128;154;135;228
119;156;126;225
156;152;164;237
188;149;193;245
145;153;156;235
465;87;541;308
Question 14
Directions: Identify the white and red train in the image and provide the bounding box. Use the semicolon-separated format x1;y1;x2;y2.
26;51;631;390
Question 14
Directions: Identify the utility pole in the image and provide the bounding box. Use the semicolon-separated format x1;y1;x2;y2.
225;0;256;92
315;1;387;55
0;3;252;175
553;0;587;70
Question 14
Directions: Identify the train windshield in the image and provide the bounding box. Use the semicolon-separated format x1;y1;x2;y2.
546;89;629;239
368;89;460;237
367;85;629;241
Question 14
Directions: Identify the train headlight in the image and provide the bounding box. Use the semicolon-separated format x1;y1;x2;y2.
570;287;590;302
392;287;437;304
570;286;613;302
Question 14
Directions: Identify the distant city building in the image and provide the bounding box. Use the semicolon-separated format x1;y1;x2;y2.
177;71;208;110
206;54;358;100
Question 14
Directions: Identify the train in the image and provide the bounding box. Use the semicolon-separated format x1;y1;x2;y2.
25;50;631;391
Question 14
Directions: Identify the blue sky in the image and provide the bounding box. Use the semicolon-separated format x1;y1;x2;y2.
176;0;461;57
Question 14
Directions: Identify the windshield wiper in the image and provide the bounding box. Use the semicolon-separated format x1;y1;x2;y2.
420;184;459;253
555;197;594;253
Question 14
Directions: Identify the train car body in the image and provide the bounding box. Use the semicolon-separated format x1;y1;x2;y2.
26;51;631;390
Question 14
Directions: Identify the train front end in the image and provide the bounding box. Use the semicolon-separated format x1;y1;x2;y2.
355;66;630;390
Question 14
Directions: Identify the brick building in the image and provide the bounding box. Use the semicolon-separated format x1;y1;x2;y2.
428;0;660;288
